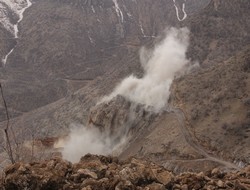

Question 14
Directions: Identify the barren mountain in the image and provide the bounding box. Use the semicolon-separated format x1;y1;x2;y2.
0;0;249;174
0;0;213;119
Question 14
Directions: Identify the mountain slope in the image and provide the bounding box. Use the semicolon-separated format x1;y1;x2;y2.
0;0;249;172
0;0;217;119
118;46;250;172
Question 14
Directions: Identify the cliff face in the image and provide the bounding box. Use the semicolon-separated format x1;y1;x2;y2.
1;154;250;190
88;95;156;143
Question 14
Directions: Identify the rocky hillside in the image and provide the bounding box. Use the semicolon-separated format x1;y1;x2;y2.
2;0;247;121
185;0;250;64
1;154;249;190
172;46;250;164
0;0;249;174
117;46;249;173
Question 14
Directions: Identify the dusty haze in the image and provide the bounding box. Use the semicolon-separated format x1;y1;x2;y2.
61;27;191;162
61;125;112;163
102;27;190;112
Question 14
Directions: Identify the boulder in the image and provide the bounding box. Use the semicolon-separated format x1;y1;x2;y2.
0;155;249;190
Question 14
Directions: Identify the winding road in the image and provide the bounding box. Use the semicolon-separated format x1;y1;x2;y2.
172;107;240;170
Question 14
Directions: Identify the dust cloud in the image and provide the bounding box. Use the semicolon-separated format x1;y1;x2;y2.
61;27;190;162
102;27;190;112
60;125;112;163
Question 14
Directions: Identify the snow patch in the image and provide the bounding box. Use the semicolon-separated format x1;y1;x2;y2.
173;0;187;21
91;5;96;13
88;31;95;45
0;0;32;65
1;48;14;65
112;0;124;23
139;21;156;39
139;21;146;37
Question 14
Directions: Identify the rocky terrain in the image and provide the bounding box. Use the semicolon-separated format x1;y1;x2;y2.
1;154;250;190
0;0;249;177
117;46;250;173
2;0;242;122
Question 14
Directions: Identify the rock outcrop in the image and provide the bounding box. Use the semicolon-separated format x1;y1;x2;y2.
89;95;156;144
0;154;249;190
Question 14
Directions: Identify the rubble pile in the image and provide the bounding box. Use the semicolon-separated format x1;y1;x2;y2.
0;154;249;190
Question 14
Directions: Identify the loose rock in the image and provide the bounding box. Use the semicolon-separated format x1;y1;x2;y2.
0;154;249;190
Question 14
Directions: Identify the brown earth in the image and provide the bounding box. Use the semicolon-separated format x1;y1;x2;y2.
0;0;249;174
0;154;250;190
118;47;250;173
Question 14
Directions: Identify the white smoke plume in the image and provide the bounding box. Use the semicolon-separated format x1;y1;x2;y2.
59;124;128;163
102;27;190;112
59;124;112;163
60;27;190;162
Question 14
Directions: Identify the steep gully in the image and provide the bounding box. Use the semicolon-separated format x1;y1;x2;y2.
0;0;185;65
1;0;32;65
